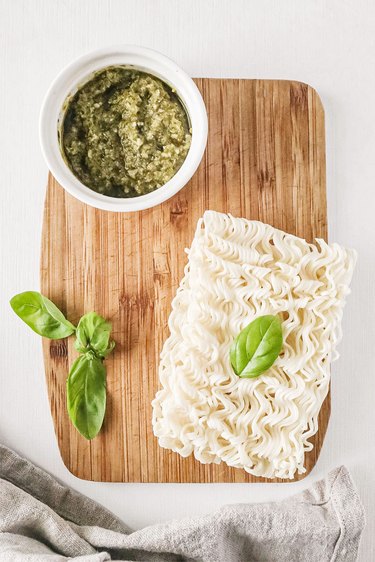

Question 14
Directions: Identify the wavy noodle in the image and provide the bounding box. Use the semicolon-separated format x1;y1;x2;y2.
152;211;356;479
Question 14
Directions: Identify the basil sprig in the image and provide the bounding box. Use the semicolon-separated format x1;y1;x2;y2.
230;315;283;378
10;291;114;440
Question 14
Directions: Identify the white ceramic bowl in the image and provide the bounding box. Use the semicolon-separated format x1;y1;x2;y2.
39;46;208;212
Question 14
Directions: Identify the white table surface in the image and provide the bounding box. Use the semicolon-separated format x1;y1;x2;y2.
1;0;374;559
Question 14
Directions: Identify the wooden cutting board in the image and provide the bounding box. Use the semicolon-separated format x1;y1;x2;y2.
41;79;327;482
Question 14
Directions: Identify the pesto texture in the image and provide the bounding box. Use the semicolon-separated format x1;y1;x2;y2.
60;67;191;197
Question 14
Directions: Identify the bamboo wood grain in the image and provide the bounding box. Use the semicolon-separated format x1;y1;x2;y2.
40;79;328;482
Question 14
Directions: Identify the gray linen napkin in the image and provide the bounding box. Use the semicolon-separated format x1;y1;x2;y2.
0;444;365;562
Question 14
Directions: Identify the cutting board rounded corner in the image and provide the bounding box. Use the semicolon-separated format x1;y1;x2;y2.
289;78;325;111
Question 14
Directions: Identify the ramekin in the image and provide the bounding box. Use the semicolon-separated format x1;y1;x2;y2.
39;45;208;212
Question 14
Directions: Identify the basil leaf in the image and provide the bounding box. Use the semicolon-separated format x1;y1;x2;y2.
74;311;115;357
67;352;106;440
230;315;283;378
10;291;75;339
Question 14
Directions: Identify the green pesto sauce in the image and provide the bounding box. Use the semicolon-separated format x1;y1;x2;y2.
60;66;192;198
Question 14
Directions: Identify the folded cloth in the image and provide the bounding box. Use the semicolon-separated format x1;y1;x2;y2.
0;444;365;562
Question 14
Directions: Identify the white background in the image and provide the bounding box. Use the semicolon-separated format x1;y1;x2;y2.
0;0;374;559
